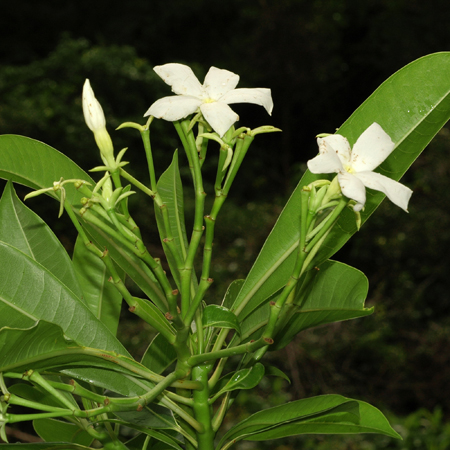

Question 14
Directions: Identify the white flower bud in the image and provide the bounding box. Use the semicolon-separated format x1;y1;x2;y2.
82;79;114;165
82;79;106;132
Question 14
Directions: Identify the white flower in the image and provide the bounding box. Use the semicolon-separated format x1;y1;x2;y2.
82;79;106;132
145;63;273;137
307;123;412;212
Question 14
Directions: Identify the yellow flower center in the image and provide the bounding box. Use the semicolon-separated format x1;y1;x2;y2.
343;163;355;174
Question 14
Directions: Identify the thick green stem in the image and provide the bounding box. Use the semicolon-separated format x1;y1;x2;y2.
192;363;214;450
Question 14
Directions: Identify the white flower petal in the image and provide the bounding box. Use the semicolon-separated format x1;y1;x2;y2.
351;123;395;172
307;151;343;174
200;102;239;137
320;134;352;167
145;96;202;121
338;171;366;209
154;63;204;98
82;79;106;132
354;171;412;212
220;88;274;115
203;67;240;99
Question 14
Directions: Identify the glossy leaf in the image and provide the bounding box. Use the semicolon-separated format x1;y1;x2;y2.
33;419;93;446
0;241;128;355
215;363;265;398
72;234;123;335
271;260;372;350
202;305;241;334
218;394;400;448
235;260;370;352
0;135;93;205
0;135;168;312
154;150;190;288
231;52;450;320
245;401;401;441
0;181;84;301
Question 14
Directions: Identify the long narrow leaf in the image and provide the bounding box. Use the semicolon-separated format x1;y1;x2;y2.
231;52;450;319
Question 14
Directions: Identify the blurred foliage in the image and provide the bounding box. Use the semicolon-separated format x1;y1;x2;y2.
4;0;450;192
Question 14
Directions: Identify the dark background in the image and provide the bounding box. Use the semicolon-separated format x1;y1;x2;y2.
1;0;450;446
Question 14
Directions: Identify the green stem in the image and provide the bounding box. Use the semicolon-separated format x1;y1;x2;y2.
187;338;266;367
176;120;207;316
257;197;348;352
192;363;214;450
119;168;155;197
140;125;157;192
304;197;347;252
27;370;76;411
3;393;71;414
222;133;254;195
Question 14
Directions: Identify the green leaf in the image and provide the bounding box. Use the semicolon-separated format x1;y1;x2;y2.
0;135;93;205
0;135;167;312
33;419;93;446
246;401;401;441
141;333;177;375
113;403;177;430
0;321;137;374
155;150;190;288
131;296;176;339
125;431;183;450
215;363;265;398
222;279;245;309
202;305;241;334
0;181;84;301
218;394;401;448
231;52;450;320
271;260;372;350
72;235;123;335
235;260;371;351
0;444;93;449
264;366;291;384
62;366;156;398
0;240;128;355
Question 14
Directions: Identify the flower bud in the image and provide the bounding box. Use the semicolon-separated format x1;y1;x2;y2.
82;79;106;132
82;79;115;165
